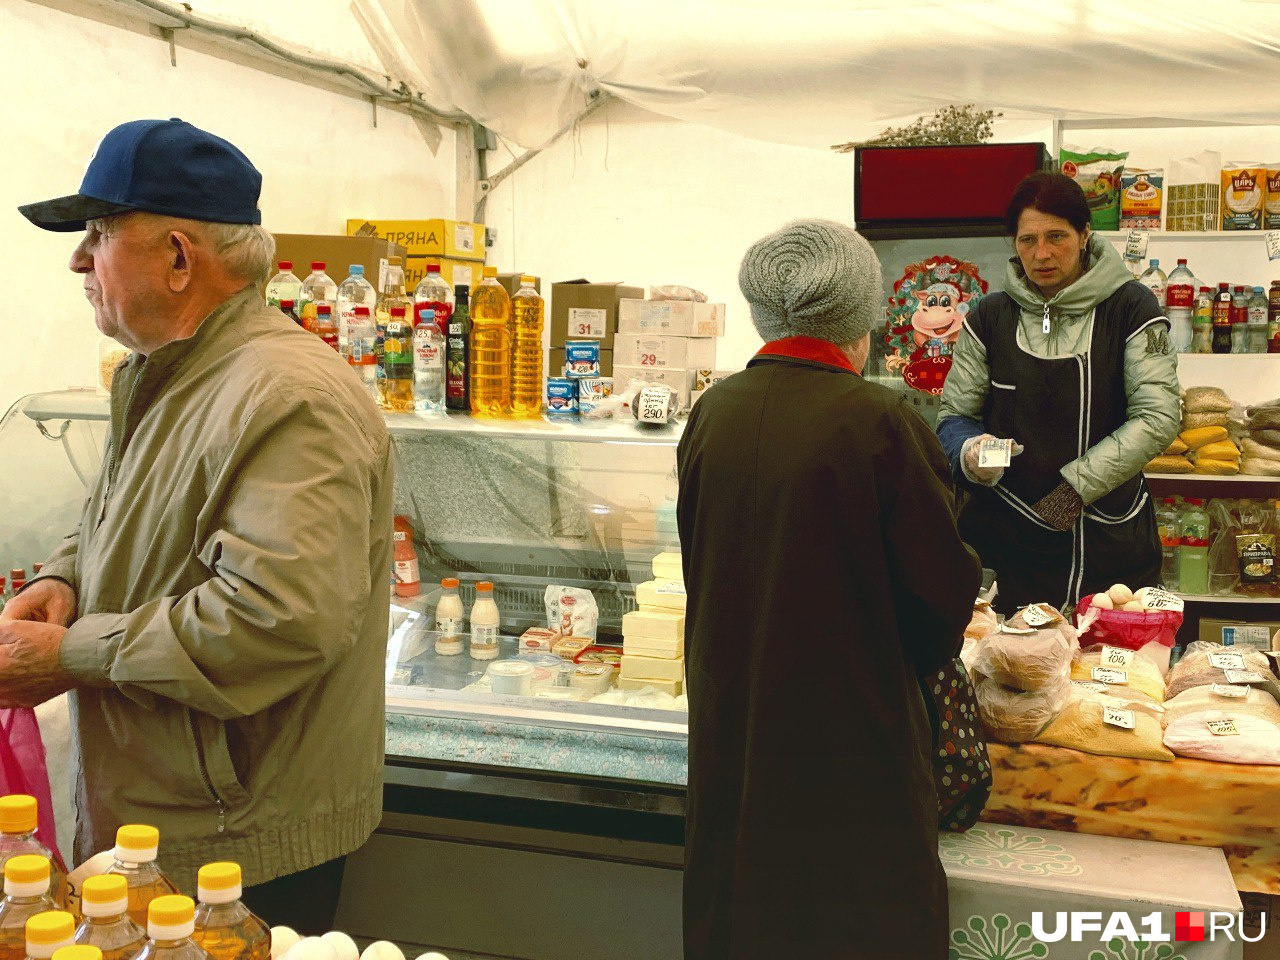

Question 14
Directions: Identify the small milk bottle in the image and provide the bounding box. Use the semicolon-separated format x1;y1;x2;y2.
435;579;465;656
469;582;501;661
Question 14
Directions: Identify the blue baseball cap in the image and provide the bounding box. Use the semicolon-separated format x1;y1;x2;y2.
19;118;262;232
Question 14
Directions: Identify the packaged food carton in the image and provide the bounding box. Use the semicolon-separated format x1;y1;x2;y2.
617;299;726;337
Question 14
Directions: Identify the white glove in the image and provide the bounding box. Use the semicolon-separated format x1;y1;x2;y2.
962;434;1024;486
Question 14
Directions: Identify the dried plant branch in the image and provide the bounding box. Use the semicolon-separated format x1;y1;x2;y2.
832;105;1002;152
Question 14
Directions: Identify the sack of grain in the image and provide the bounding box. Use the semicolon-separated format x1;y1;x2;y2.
1165;641;1280;704
1163;686;1280;764
1036;688;1172;761
1183;386;1233;414
969;604;1075;692
973;671;1071;744
1071;647;1167;702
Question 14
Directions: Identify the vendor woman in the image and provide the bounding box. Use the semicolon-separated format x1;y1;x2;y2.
938;172;1180;614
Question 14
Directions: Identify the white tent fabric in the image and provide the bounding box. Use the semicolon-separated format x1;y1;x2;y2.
356;0;1280;149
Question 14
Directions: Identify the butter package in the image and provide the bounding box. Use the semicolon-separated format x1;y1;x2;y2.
620;654;685;682
564;340;601;378
1221;164;1266;230
624;635;684;659
553;636;592;660
651;551;683;581
517;627;558;654
636;579;687;613
570;662;613;695
1119;168;1163;230
623;609;685;642
619;676;683;697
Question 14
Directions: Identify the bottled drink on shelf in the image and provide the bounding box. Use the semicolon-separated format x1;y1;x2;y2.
1212;283;1233;354
9;572;25;596
1178;498;1211;596
377;307;414;413
1248;286;1270;354
413;264;454;338
276;300;298;324
510;277;545;419
298;262;337;334
1270;281;1280;354
26;911;74;960
132;897;209;960
1137;259;1167;305
412;309;446;418
346;307;378;400
104;827;177;928
469;581;500;661
391;516;419;599
313;305;339;352
1156;498;1181;592
264;262;301;311
435;578;464;656
0;797;65;908
469;268;512;418
445;287;472;413
1231;285;1250;354
336;265;376;361
1191;286;1214;354
0;856;58;960
191;865;268;960
74;876;145;960
1164;259;1197;353
375;258;413;332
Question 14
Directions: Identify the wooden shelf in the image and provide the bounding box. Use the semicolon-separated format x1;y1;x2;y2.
1099;230;1271;242
1177;593;1280;605
1145;473;1280;483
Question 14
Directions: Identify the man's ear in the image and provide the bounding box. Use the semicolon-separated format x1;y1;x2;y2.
167;231;196;293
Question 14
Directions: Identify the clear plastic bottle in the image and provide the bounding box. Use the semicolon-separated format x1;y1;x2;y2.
298;262;337;334
445;287;472;413
412;309;446;418
469;581;500;661
413;264;454;338
104;827;177;929
510;277;545;419
1164;259;1197;353
133;897;209;960
377;307;415;413
1178;498;1211;596
1156;498;1181;592
1270;281;1280;354
469;268;512;418
191;865;268;960
276;300;298;325
52;946;100;960
1248;286;1269;354
0;857;58;960
434;578;465;656
336;265;376;362
346;306;379;400
24;911;73;960
1231;285;1250;354
0;798;65;909
375;258;414;332
1137;259;1167;305
74;876;145;960
313;305;339;353
264;262;301;311
1191;286;1214;354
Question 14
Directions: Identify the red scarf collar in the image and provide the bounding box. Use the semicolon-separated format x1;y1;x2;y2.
753;336;860;374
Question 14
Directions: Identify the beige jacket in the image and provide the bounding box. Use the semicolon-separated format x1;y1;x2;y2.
34;286;393;889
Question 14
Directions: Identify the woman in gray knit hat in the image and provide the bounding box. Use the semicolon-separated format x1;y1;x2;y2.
677;219;979;960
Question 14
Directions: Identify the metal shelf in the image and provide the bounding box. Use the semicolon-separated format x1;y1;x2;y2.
1099;231;1272;242
1178;593;1280;605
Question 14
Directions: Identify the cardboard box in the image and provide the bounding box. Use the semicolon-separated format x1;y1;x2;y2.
346;219;486;288
498;274;541;299
695;369;738;391
614;364;693;406
438;259;481;294
550;347;613;378
272;234;408;294
1198;617;1280;653
618;299;726;337
615;333;717;371
550;282;644;350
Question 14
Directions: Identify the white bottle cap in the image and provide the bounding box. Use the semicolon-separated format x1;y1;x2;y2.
3;877;49;898
112;845;157;865
148;919;195;941
196;882;241;905
80;896;129;919
27;937;74;960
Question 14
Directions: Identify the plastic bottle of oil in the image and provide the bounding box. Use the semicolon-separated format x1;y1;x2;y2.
468;267;512;418
104;828;176;929
0;857;58;960
132;898;208;960
510;277;544;419
191;865;268;960
52;946;101;960
24;911;74;960
0;798;65;908
74;875;145;960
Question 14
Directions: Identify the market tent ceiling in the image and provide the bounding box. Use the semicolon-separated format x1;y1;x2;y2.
351;0;1280;149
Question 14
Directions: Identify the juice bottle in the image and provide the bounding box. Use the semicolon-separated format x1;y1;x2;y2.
434;578;464;656
377;307;415;413
1211;283;1233;354
104;827;177;929
24;912;73;960
74;876;145;960
445;287;472;413
510;277;545;419
469;582;500;661
1191;286;1214;354
313;305;339;352
1157;498;1181;592
392;516;419;599
0;797;66;908
298;262;337;333
132;897;209;960
1178;498;1211;596
191;864;268;960
469;268;512;418
0;857;58;960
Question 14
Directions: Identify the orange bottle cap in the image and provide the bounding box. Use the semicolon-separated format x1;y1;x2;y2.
0;795;38;834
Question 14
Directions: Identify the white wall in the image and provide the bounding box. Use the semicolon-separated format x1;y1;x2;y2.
0;0;456;415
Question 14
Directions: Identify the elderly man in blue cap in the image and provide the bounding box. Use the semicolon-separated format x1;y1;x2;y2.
3;119;392;931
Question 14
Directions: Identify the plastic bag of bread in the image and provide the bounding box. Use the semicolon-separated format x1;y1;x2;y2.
973;671;1070;743
1165;641;1280;703
968;603;1075;692
965;600;999;641
1183;386;1233;413
1183;412;1231;430
1071;647;1166;702
1036;688;1172;761
1162;686;1280;764
1146;455;1193;474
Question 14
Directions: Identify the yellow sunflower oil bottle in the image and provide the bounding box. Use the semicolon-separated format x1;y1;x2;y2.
0;857;57;960
0;798;65;908
192;865;268;960
74;875;145;960
103;828;176;929
133;898;208;960
23;911;73;960
510;277;544;419
469;267;512;418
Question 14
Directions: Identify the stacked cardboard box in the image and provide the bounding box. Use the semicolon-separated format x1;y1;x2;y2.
272;235;408;294
614;299;726;405
345;218;487;290
620;552;687;697
548;282;643;378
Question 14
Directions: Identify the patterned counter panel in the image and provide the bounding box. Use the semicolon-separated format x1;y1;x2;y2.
986;742;1280;895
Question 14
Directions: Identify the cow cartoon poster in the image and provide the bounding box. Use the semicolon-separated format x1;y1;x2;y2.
883;255;989;396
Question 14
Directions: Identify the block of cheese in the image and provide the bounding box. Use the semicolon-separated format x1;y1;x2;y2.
619;676;683;697
636;579;687;613
620;654;685;682
623;609;685;642
623;635;685;659
651;551;684;582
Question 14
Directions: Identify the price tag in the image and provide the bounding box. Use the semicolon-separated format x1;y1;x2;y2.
1207;717;1241;737
1266;230;1280;262
1224;668;1266;685
453;265;474;290
1103;706;1136;730
978;437;1013;470
1100;645;1135;669
1211;683;1250;699
1072;680;1108;694
999;624;1036;636
454;223;476;254
568;307;607;339
1209;652;1248;671
1141;588;1184;613
637;387;672;424
656;581;686;596
1021;603;1063;627
1092;667;1129;685
1124;230;1150;262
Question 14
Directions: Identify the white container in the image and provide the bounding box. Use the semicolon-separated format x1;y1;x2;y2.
434;578;465;656
614;333;717;371
487;660;534;696
613;365;694;406
470;581;501;660
617;300;726;337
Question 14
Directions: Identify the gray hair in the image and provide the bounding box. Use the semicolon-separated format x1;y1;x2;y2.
86;215;275;284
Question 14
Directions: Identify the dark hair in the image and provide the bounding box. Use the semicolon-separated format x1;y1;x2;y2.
1004;172;1091;235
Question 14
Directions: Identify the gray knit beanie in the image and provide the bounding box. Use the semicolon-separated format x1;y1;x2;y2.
738;219;883;345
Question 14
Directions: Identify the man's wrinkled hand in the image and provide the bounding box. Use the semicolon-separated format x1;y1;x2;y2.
0;579;76;626
0;621;74;708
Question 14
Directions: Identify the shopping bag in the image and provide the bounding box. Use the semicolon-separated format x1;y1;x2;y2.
0;708;63;868
1075;594;1183;652
922;658;992;832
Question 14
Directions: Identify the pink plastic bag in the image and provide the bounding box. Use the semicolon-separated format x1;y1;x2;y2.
1075;594;1183;651
0;708;63;868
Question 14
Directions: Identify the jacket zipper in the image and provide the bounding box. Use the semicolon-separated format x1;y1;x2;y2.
186;710;228;835
99;366;145;524
1042;303;1052;335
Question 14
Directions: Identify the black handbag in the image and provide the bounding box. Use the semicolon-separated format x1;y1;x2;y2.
921;657;992;832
